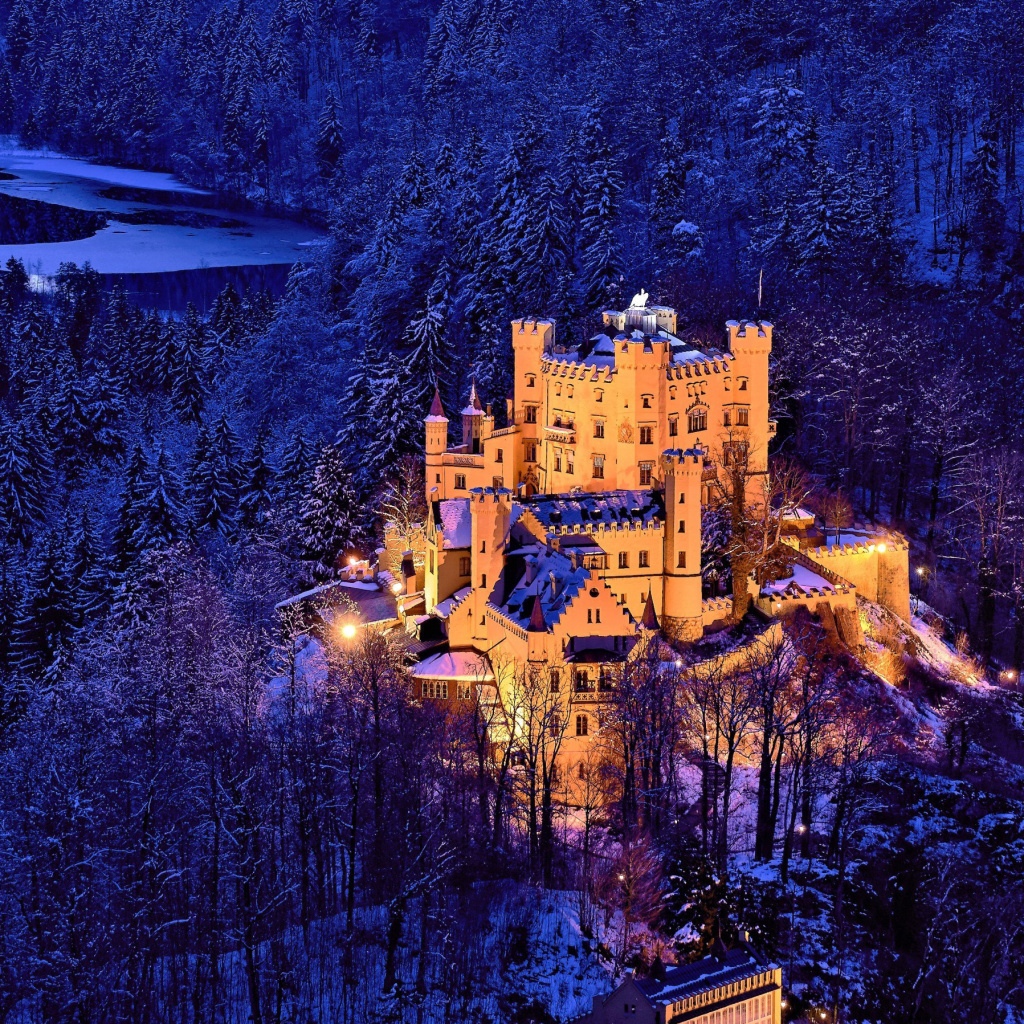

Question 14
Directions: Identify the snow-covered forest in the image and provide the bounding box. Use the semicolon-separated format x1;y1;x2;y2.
1;0;1024;1021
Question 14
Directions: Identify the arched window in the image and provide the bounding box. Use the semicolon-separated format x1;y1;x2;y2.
576;714;589;737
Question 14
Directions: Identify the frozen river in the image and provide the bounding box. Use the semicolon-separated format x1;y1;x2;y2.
0;146;326;307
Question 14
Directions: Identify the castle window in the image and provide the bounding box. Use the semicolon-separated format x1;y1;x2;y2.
554;411;563;426
576;714;589;737
526;444;537;462
554;452;562;473
639;462;653;485
455;473;467;490
619;552;629;569
594;420;605;439
492;476;503;489
429;551;434;572
642;394;652;409
739;378;748;391
677;552;686;568
592;455;605;479
669;417;678;437
670;385;677;400
436;473;441;483
422;680;449;699
578;761;587;780
526;374;536;388
525;405;537;423
723;410;731;427
496;449;503;462
550;669;560;693
457;682;471;700
595;389;604;402
481;540;486;553
679;492;685;504
555;383;562;395
566;453;574;474
688;410;707;433
639;426;653;445
549;713;560;737
567;385;574;397
639;550;649;568
737;407;749;426
481;573;487;587
459;556;471;576
678;520;685;533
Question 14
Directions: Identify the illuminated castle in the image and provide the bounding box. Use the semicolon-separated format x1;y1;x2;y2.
391;293;909;749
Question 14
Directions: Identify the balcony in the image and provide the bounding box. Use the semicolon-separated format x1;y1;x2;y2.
545;422;576;443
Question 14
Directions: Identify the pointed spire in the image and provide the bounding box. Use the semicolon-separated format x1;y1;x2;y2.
641;587;660;630
469;378;483;411
427;387;447;419
527;594;546;632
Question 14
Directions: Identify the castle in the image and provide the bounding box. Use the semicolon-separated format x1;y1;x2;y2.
376;293;910;757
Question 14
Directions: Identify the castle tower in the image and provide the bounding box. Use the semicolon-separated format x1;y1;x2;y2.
462;380;486;453
469;487;512;645
425;388;449;502
661;448;704;643
725;320;773;500
512;318;554;493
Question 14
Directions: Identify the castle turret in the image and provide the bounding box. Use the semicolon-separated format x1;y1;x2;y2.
725;320;773;501
661;449;704;643
512;318;554;492
462;380;486;452
469;487;512;645
425;388;448;502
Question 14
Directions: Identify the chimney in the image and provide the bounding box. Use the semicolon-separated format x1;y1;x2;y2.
549;570;560;599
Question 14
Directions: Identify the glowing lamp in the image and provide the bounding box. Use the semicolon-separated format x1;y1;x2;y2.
391;582;403;595
877;542;887;553
341;623;356;640
348;557;357;566
916;566;925;576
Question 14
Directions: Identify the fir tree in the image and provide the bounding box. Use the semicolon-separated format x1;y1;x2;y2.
299;443;363;580
239;424;275;530
316;89;345;178
131;445;184;552
967;114;1005;269
113;445;148;572
14;527;78;677
0;419;50;547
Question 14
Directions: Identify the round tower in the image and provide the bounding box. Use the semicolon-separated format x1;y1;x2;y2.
661;448;704;643
425;388;448;502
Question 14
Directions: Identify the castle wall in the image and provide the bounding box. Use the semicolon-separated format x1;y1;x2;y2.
799;539;910;621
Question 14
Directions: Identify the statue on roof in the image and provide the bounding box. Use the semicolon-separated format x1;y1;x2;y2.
628;288;649;309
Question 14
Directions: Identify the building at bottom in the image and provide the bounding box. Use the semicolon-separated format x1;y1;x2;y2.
577;939;782;1024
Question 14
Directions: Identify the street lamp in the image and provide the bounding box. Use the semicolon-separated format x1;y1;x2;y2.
340;623;356;640
391;581;402;595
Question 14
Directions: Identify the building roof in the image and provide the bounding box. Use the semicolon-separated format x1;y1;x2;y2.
461;380;485;416
632;945;777;1007
411;650;493;681
426;387;447;421
499;548;590;631
436;498;472;549
641;588;660;630
525;489;662;530
277;579;399;626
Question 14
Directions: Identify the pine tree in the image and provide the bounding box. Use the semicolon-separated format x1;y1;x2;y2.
131;445;184;552
69;509;108;619
299;443;363;580
363;354;422;488
0;558;23;674
14;527;78;677
213;413;244;490
967;114;1005;268
239;424;275;530
113;445;148;572
0;419;50;547
316;89;345;178
172;318;206;423
795;162;850;291
278;427;315;511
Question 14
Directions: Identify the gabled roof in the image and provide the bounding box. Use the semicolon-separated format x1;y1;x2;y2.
498;548;590;630
525;490;662;530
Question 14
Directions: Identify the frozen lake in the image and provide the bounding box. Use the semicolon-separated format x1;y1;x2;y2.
0;146;326;307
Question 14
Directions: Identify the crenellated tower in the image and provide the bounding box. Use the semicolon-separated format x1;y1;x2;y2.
661;448;704;642
469;487;512;645
425;387;449;502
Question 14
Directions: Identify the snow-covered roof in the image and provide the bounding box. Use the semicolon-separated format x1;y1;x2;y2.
411;650;494;681
632;946;777;1006
433;586;471;618
437;498;472;549
497;548;590;630
760;563;836;597
525;489;662;530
